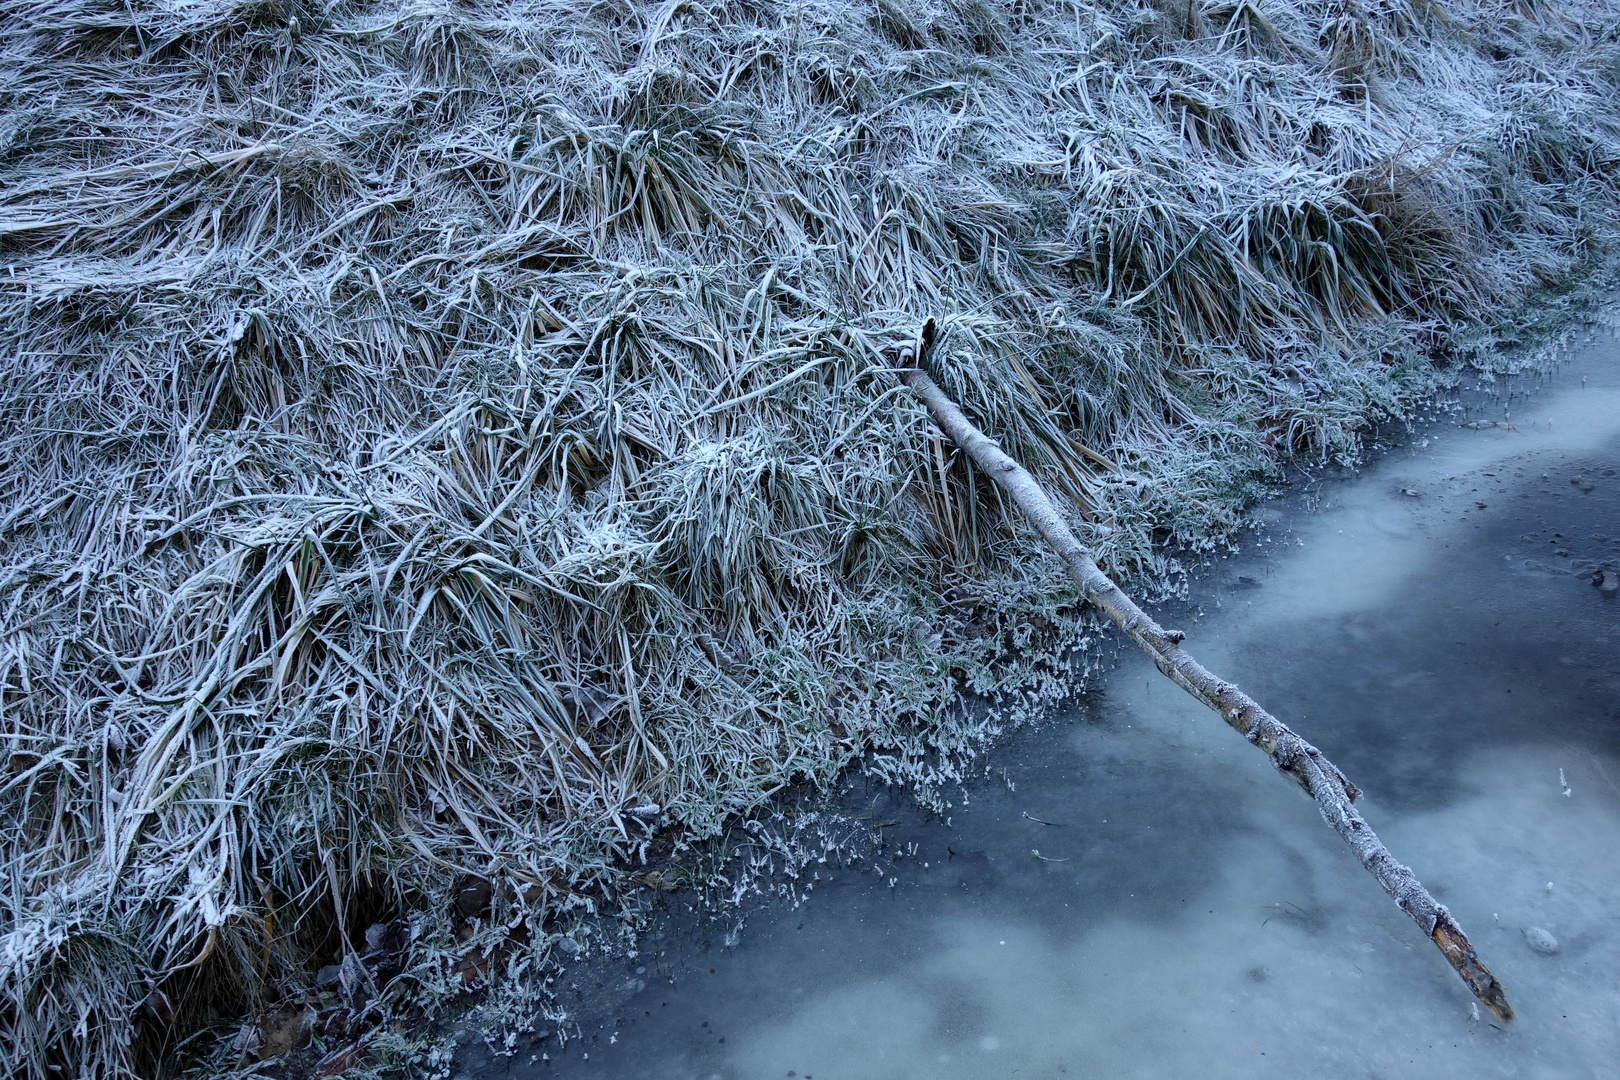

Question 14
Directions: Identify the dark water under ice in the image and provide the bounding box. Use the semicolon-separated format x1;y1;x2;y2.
478;333;1620;1080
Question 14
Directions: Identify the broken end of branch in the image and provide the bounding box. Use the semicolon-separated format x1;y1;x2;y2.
886;317;939;371
1432;911;1514;1021
918;316;937;357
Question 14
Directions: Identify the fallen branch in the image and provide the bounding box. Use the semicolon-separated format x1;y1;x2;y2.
892;318;1512;1021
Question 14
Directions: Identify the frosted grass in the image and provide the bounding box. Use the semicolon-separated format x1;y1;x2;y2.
0;0;1617;1073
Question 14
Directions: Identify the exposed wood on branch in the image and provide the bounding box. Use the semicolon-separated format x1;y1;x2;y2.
892;317;1512;1021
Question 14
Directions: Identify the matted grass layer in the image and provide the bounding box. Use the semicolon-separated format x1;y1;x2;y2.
0;0;1617;1072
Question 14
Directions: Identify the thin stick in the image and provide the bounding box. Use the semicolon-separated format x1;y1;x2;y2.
892;318;1512;1021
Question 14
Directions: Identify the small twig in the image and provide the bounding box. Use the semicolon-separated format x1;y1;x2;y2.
894;317;1513;1021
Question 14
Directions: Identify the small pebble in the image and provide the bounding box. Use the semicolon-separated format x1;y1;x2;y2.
1524;927;1559;955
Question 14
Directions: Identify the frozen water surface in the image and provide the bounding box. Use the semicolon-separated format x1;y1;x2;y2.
512;338;1620;1080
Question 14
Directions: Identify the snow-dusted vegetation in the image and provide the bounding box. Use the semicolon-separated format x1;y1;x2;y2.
0;0;1616;1071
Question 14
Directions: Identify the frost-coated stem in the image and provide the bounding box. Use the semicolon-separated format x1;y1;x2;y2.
893;320;1512;1021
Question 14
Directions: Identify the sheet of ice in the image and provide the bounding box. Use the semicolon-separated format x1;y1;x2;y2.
522;335;1620;1080
720;742;1620;1080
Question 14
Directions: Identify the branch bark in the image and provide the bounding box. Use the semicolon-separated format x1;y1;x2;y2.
892;318;1512;1021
